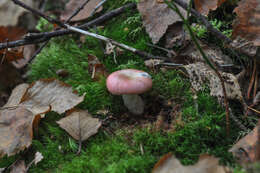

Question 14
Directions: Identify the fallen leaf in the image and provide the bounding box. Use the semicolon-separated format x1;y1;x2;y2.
232;0;260;46
0;0;36;26
144;59;164;68
57;109;101;141
164;22;189;48
20;79;85;114
0;26;26;62
60;0;103;22
229;120;260;164
0;106;42;157
194;0;227;16
230;36;258;57
152;153;230;173
4;83;29;108
137;0;188;44
184;62;244;104
12;45;36;69
10;160;26;173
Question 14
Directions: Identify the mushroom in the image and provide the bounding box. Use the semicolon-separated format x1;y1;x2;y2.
106;69;152;115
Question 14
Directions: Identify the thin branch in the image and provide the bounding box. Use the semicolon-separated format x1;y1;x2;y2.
8;1;168;60
25;0;94;67
0;3;136;50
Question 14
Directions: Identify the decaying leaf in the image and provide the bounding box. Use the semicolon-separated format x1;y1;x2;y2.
145;59;164;68
0;106;42;157
57;110;101;141
229;120;260;164
184;62;243;103
137;0;188;44
10;160;26;173
88;54;108;80
60;0;103;22
0;0;36;26
12;45;35;69
194;0;227;16
152;153;230;173
4;83;29;108
232;0;260;46
0;26;27;63
21;79;85;114
164;22;190;48
230;36;258;57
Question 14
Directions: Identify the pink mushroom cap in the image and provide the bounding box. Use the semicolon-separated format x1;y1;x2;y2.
106;69;152;95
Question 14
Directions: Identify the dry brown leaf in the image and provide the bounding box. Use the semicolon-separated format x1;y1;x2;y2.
184;62;243;103
0;26;27;63
20;79;85;114
57;109;101;141
12;45;35;69
4;83;29;108
152;153;230;173
232;0;260;46
10;160;26;173
137;0;188;44
0;106;42;158
194;0;227;16
164;22;190;48
60;0;103;22
0;0;36;26
229;120;260;164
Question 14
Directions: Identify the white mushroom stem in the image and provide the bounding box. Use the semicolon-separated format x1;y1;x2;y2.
122;94;144;115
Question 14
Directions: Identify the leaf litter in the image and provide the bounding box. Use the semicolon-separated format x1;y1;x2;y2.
0;79;86;158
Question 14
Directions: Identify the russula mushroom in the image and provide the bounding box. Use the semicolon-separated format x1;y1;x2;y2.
106;69;152;115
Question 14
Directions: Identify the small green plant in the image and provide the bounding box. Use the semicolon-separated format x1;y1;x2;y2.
191;19;232;38
36;17;54;32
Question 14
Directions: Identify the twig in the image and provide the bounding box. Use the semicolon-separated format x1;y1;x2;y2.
10;1;168;60
65;0;91;23
90;0;108;17
25;0;94;68
247;58;256;99
66;25;168;60
0;3;136;49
